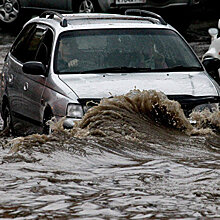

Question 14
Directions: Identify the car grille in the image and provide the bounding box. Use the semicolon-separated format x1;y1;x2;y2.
167;95;220;116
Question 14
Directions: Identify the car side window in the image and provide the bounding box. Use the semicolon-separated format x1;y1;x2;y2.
23;28;46;63
35;29;53;67
11;25;49;64
10;23;36;62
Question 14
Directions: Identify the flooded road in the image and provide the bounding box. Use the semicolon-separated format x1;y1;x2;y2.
0;25;220;219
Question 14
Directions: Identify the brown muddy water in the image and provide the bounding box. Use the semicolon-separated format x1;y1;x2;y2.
0;25;220;219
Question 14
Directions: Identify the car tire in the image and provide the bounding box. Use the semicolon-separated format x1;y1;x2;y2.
0;0;25;31
43;109;53;135
74;0;101;13
2;103;14;135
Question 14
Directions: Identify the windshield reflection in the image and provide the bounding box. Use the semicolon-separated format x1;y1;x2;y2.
55;29;202;74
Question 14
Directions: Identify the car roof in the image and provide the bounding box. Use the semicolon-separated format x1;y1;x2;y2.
58;13;162;24
27;10;173;33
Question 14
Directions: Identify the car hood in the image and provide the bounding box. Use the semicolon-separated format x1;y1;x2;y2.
58;71;219;99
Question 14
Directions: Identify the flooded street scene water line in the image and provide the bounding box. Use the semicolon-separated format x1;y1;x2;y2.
0;15;220;219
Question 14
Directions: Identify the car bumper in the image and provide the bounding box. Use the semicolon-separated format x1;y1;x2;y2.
63;117;81;129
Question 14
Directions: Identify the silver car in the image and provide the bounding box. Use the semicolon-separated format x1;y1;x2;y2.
0;10;219;135
0;0;200;31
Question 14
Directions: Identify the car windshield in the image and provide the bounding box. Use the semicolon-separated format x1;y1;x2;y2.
54;28;202;74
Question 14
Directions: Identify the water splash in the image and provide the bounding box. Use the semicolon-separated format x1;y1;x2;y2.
78;89;193;133
190;109;220;130
5;89;219;153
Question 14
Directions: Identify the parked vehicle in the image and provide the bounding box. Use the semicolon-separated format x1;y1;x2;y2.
0;10;219;135
0;0;200;32
202;19;220;85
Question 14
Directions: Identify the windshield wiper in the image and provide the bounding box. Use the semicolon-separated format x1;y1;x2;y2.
58;65;203;74
79;66;152;74
151;65;203;72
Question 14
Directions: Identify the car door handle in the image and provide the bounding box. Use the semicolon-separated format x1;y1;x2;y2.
24;82;29;91
8;74;14;83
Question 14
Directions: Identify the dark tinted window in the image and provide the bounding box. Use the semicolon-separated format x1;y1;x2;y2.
25;28;45;62
35;29;53;67
11;25;47;63
11;24;36;62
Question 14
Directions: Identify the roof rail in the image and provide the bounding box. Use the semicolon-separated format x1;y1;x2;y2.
125;9;167;25
39;11;68;27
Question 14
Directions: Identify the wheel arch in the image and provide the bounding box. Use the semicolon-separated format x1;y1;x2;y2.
42;104;54;134
43;104;54;122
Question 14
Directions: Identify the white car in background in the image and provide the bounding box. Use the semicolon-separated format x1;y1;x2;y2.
202;19;220;85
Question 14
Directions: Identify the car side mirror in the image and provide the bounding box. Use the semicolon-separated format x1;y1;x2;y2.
22;61;47;76
202;57;220;84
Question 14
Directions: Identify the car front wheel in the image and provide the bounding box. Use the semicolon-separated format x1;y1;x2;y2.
43;108;54;135
74;0;101;13
0;0;23;29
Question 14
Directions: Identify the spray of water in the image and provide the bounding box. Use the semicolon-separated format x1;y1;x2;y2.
5;90;219;153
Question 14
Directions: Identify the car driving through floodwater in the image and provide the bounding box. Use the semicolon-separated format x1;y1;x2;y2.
0;10;219;136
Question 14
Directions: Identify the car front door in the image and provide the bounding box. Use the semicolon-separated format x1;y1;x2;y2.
7;24;36;123
21;25;54;127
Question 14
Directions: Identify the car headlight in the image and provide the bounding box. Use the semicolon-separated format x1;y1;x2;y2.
66;104;84;118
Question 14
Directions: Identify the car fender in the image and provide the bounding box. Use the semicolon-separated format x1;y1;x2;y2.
42;90;69;120
41;74;79;119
